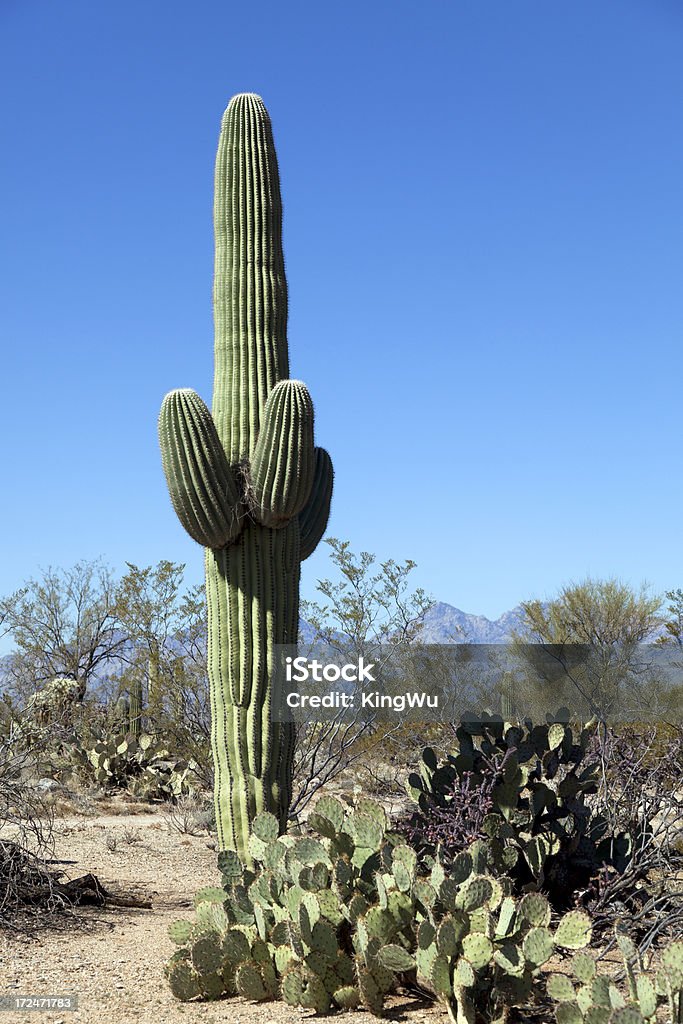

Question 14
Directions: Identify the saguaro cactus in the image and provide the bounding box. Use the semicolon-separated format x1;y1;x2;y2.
158;94;333;861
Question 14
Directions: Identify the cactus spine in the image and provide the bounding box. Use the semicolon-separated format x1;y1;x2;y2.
158;94;333;861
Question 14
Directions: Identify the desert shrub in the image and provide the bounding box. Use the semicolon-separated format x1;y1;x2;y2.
0;742;57;920
582;724;683;949
163;794;593;1020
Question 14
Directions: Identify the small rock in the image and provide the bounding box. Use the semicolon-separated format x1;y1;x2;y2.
36;778;61;792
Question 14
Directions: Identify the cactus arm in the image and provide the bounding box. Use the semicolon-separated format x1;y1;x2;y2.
248;379;316;527
159;388;243;548
299;448;334;560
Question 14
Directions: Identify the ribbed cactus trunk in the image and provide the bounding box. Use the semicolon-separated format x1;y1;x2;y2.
158;94;333;861
129;676;143;738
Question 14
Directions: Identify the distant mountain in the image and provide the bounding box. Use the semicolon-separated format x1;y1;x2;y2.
417;602;532;644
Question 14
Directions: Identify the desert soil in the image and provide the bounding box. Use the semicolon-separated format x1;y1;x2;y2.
0;810;444;1024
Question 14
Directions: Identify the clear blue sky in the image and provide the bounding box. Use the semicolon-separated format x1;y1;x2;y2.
1;0;682;648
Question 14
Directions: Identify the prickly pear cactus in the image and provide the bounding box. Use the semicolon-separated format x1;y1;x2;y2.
405;710;609;905
547;931;683;1024
158;94;333;861
164;794;595;1020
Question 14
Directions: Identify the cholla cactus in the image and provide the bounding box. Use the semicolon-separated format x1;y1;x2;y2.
158;94;333;861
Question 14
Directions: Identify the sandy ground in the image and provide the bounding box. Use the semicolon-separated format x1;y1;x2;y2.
0;811;445;1024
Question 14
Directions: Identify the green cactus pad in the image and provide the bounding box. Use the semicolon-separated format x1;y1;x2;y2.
376;944;416;972
222;928;252;963
357;968;384;1016
461;932;493;970
429;953;452;997
294;837;330;866
354;798;388;828
281;967;304;1005
346;894;370;922
493;942;526;977
391;861;412;893
416;944;438;982
518;891;552;927
235;962;269;1002
583;1008;610;1024
191;934;224;975
310;919;338;959
436;916;462;957
608;1010;646;1024
312;795;345;832
196;901;230;934
371;963;394;995
634;976;657;1019
547;974;577;1001
316;888;344;926
417;920;436;950
661;939;683;985
468;907;493;936
167;961;202;1001
523;927;555;967
412;879;437;911
198;971;225;1000
217;848;244;880
193;885;228;907
251;811;280;843
333;985;361;1009
301;890;321;927
450;851;474;883
247;831;268;862
555;1002;585;1024
555;911;593;950
351;813;385;851
496;896;517;938
456;875;494;912
572;951;597;983
454;957;476;988
362;907;396;946
168;919;193;945
391;844;418;872
299;862;330;891
262;840;288;874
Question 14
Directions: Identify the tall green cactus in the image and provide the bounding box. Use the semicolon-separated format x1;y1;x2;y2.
128;676;143;738
158;93;333;861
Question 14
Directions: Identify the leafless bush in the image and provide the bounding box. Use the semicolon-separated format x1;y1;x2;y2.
104;832;119;853
163;793;214;836
585;724;683;951
0;742;58;921
121;827;142;845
